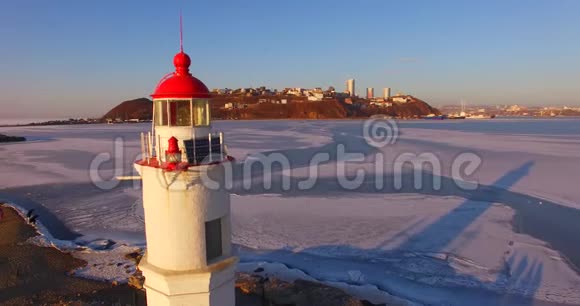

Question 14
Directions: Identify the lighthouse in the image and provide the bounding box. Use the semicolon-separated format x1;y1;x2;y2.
134;41;236;305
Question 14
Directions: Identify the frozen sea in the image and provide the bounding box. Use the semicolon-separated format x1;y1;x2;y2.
1;118;580;305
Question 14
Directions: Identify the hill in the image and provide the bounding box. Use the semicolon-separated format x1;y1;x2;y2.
345;96;440;118
102;95;439;121
212;99;347;120
211;94;439;119
102;98;153;121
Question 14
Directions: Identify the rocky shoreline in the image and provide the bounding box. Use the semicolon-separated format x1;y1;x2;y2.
0;204;143;305
0;204;389;305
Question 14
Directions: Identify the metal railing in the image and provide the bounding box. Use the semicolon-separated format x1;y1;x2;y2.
140;131;226;166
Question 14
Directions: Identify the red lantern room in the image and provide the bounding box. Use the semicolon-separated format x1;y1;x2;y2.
152;51;211;129
136;18;227;169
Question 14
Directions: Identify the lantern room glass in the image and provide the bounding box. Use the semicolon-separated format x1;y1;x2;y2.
192;99;210;126
155;100;168;126
154;99;210;127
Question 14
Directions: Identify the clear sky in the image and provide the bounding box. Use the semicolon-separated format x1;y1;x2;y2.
1;0;580;118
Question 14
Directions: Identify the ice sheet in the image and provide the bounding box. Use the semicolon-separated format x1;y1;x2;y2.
1;119;580;305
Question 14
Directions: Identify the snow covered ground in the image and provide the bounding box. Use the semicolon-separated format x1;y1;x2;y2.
1;119;580;305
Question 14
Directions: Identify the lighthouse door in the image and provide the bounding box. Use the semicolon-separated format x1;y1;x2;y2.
205;218;223;263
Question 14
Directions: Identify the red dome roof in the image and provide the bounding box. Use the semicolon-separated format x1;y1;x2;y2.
151;52;210;99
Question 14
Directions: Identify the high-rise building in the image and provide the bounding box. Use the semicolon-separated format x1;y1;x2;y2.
366;87;374;99
346;79;355;97
383;87;391;99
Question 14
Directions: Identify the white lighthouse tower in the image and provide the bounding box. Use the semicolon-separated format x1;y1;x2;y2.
134;37;236;305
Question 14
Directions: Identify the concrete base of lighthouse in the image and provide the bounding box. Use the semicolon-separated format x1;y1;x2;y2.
139;254;237;306
135;162;236;306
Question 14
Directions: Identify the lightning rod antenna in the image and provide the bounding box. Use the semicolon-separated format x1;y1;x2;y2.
179;11;183;52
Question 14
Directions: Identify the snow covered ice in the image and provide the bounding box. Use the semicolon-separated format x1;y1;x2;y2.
1;119;580;305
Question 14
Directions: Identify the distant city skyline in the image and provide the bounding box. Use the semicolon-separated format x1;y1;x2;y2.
1;0;580;118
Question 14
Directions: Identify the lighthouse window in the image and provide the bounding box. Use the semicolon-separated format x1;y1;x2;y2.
193;99;209;126
205;218;223;262
155;99;208;127
155;100;168;126
166;100;192;126
168;100;191;126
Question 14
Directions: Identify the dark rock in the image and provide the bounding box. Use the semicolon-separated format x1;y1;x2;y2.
124;249;143;264
0;134;26;143
128;270;145;290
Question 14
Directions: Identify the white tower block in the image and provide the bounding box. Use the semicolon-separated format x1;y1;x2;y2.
135;49;236;306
